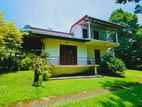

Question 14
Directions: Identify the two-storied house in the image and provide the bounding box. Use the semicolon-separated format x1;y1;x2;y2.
23;15;125;76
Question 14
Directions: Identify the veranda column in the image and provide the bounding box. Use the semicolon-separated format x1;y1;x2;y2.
88;20;91;39
115;30;118;43
112;48;115;56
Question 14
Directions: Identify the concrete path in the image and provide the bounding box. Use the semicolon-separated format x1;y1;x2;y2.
4;89;110;107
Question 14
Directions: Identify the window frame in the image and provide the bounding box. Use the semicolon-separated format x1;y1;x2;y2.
93;30;100;40
82;28;88;38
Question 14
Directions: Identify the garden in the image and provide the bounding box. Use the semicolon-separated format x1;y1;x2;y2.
0;70;142;106
1;0;142;106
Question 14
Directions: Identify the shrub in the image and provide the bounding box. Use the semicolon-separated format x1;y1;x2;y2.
20;56;33;70
8;56;21;71
32;51;50;86
0;53;21;71
42;64;51;81
101;53;126;75
43;70;51;81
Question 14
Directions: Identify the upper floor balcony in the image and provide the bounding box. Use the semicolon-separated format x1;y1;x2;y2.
82;27;118;43
70;15;126;44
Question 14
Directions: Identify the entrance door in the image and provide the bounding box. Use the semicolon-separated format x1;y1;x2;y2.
60;45;77;65
95;49;101;64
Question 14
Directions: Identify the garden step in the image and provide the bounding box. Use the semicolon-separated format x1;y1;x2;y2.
51;75;103;80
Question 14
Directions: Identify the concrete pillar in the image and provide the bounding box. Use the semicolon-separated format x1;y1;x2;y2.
88;21;91;39
94;66;97;75
116;31;118;43
112;48;115;56
106;31;110;42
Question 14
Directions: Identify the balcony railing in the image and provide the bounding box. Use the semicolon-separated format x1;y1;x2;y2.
99;35;116;43
48;56;96;65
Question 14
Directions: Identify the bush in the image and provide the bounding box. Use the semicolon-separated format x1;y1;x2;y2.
8;56;21;71
32;52;51;86
20;56;33;70
42;65;51;81
101;53;126;75
0;54;21;72
43;70;51;81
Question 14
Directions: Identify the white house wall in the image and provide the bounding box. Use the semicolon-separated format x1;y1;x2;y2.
43;38;88;65
71;25;83;38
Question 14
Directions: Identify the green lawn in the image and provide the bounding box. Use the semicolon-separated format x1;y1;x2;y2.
58;85;142;107
0;70;142;106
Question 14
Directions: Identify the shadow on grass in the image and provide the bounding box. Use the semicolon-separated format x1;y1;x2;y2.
99;80;141;91
99;80;142;107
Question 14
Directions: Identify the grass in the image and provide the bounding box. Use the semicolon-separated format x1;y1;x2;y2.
0;70;142;106
58;85;142;107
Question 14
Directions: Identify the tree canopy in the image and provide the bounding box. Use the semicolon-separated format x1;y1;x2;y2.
109;8;142;70
0;12;22;54
115;0;142;13
0;12;22;71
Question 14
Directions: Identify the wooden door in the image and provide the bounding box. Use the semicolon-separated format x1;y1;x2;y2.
95;49;101;64
60;45;77;65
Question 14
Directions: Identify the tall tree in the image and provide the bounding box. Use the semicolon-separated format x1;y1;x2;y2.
0;12;22;54
0;12;22;70
109;9;142;70
115;0;142;13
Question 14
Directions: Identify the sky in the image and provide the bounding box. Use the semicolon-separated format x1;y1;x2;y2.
0;0;142;33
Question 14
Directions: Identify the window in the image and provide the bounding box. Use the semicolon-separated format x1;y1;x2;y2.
83;29;88;38
93;30;99;39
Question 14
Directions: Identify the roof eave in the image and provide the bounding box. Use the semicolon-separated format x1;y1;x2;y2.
31;32;90;42
70;15;126;32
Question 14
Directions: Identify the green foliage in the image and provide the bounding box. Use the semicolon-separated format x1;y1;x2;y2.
40;50;49;59
116;0;141;4
135;4;142;13
43;70;51;81
107;57;126;73
0;12;22;71
101;53;126;75
109;8;138;30
32;51;50;86
0;55;21;71
115;0;142;13
0;12;22;53
20;56;33;70
109;9;142;70
0;70;142;106
59;85;142;107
